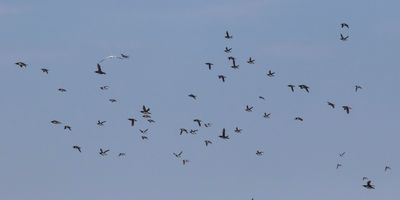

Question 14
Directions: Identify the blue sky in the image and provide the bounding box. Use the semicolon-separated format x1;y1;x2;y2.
1;0;399;199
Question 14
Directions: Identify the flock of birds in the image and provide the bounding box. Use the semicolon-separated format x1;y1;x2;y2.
13;22;392;197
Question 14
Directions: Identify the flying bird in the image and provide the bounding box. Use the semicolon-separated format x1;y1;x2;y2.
180;128;188;135
204;123;212;127
234;127;242;133
205;62;213;70
341;23;349;28
139;129;148;134
109;99;117;103
99;148;109;156
188;94;197;100
298;85;310;93
340;34;349;41
256;151;264;156
219;128;229;139
51;120;62;124
247;57;255;64
205;140;212;146
363;180;375;189
259;96;265;100
327;101;335;108
73;146;81;152
15;62;27;68
263;113;271;118
118;153;126;157
339;152;346;157
245;105;253;112
294;117;303;121
173;151;183;158
141;136;148;140
385;166;391;172
41;68;49;74
224;47;232;53
100;86;109;90
182;159;190;165
342;106;351;114
140;105;151;115
147;119;155;123
193;119;202;127
225;31;233;39
128;118;137;126
336;163;342;169
190;129;198;135
355;85;362;92
97;120;106;126
58;88;67;92
64;125;72;131
95;63;106;75
267;70;275;77
218;75;226;82
120;53;129;59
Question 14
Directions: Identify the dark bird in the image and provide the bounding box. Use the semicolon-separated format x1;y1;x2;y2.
141;135;148;140
205;62;213;70
99;148;109;156
190;129;198;135
204;123;212;127
95;63;106;75
219;128;229;139
73;146;81;152
342;106;351;114
247;57;255;64
234;127;242;133
173;151;183;158
128;118;137;126
100;86;109;90
15;62;27;68
140;105;151;115
298;84;310;93
225;31;233;39
180;128;188;135
340;34;349;41
142;114;152;118
339;152;346;157
109;99;117;103
294;117;303;121
259;96;265;100
385;166;391;172
205;140;212;146
118;153;126;156
218;75;226;82
97;120;106;126
256;150;264;156
58;88;67;92
355;85;362;92
328;101;335;108
64;125;72;131
267;70;275;77
51;120;62;124
224;47;232;53
188;94;197;100
139;129;148;134
120;53;129;59
41;68;49;74
245;105;253;112
363;180;375;189
288;84;295;92
336;163;342;169
193;119;202;127
341;23;349;28
147;119;155;123
263;112;271;118
183;159;190;165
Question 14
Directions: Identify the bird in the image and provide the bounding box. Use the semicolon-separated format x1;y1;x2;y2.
141;136;148;140
97;120;106;126
339;152;346;157
355;85;362;92
205;140;212;146
247;57;255;64
95;63;106;75
173;151;183;158
245;105;253;112
51;120;62;124
182;159;190;165
109;99;117;103
341;23;349;28
294;117;303;121
219;128;229;139
327;102;335;108
267;70;275;77
340;34;349;41
118;153;126;157
193;119;202;127
128;118;137;126
224;47;232;53
73;146;81;152
41;68;49;74
142;114;152;118
180;128;188;135
363;180;375;189
288;85;295;92
205;62;213;70
15;62;27;68
58;88;67;92
64;125;72;131
256;150;264;156
190;129;198;135
298;85;310;93
385;166;391;172
263;113;271;118
188;94;197;100
259;96;265;100
342;106;351;114
336;163;342;169
120;53;129;59
100;86;109;90
147;119;156;123
140;105;151;115
99;148;109;156
204;123;212;127
218;75;226;82
225;31;233;39
234;127;242;133
230;61;239;69
139;129;148;134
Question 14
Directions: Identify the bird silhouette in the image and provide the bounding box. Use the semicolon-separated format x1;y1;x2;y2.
173;151;183;158
340;34;349;41
294;117;303;121
15;62;27;68
139;129;148;134
180;128;188;135
355;85;362;92
336;163;342;169
99;148;109;156
41;68;49;74
182;159;190;165
327;102;335;108
256;150;264;156
51;120;62;124
100;86;109;90
95;63;106;75
205;140;212;146
142;114;152;118
188;94;197;100
298;85;310;93
259;96;265;100
193;119;202;127
118;153;126;156
218;75;226;82
245;105;253;112
204;123;212;127
234;127;242;133
247;57;255;64
109;99;117;103
58;88;67;92
128;118;137;126
120;53;129;59
73;146;81;152
339;152;346;157
190;129;198;135
267;70;275;77
141;135;148;140
64;125;72;131
219;128;229;139
140;105;151;115
263;113;271;118
97;120;106;126
147;119;155;123
341;23;349;28
342;106;351;114
205;62;213;70
288;85;295;92
385;166;391;172
363;180;375;189
224;47;232;53
225;31;233;39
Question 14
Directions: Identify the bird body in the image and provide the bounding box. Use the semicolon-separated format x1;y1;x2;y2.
363;180;375;189
95;64;106;75
73;146;81;152
219;128;229;139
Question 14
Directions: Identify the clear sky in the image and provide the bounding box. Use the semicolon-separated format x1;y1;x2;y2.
1;0;399;199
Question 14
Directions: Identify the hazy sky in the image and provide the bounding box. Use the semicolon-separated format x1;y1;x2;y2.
1;0;399;199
